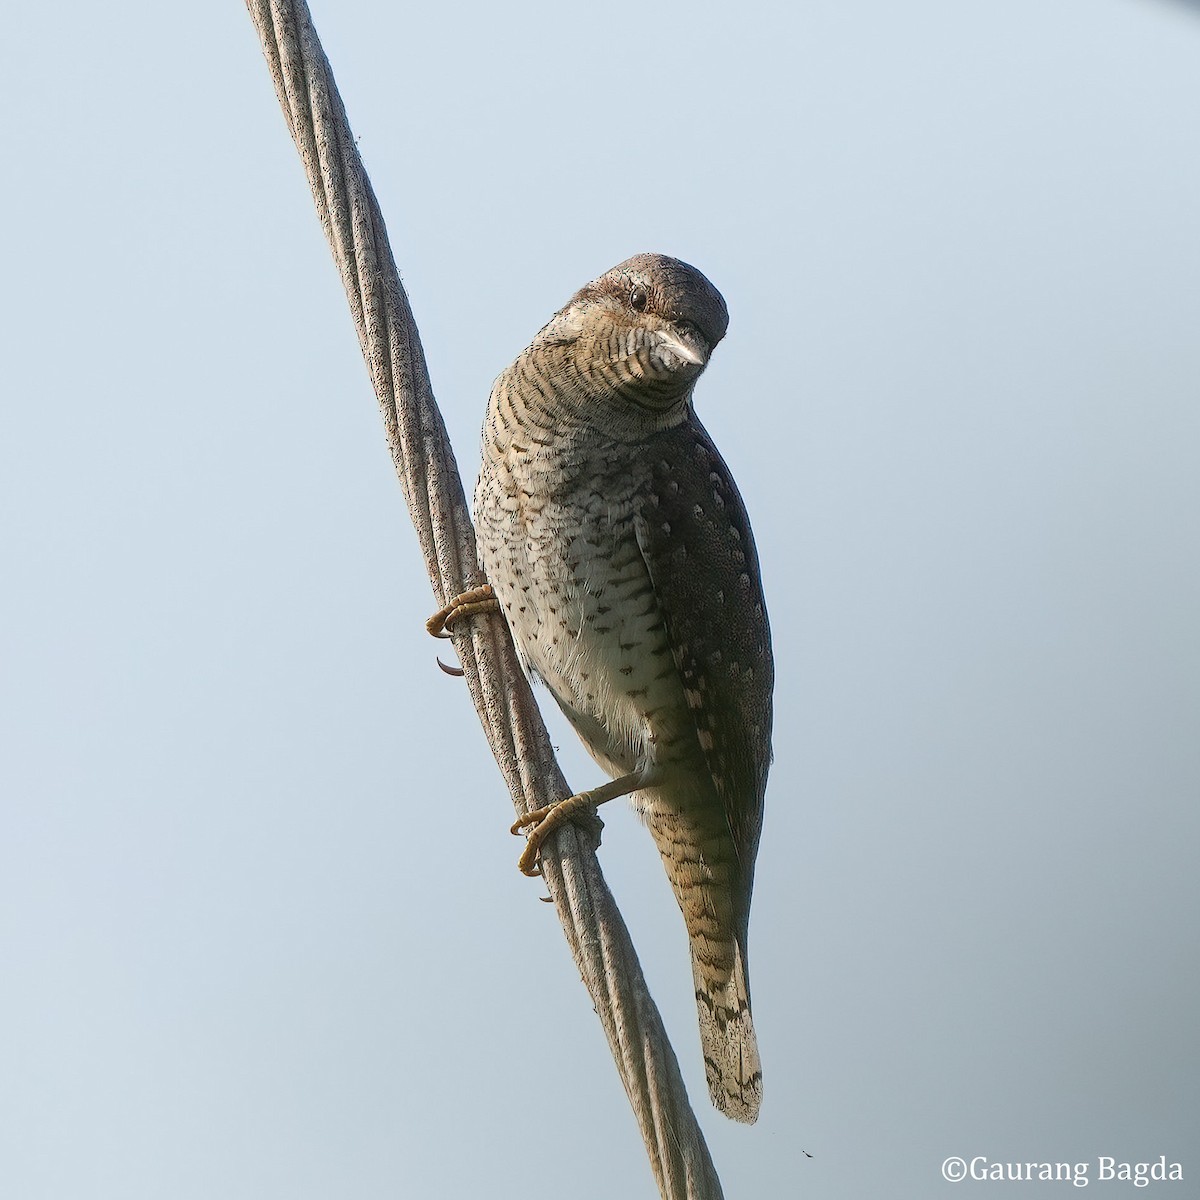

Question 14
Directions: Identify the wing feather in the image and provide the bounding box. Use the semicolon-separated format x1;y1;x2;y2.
633;415;774;926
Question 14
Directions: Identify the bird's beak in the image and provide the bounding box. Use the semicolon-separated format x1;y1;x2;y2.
654;324;708;367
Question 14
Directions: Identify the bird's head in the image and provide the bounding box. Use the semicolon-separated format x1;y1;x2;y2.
531;253;729;428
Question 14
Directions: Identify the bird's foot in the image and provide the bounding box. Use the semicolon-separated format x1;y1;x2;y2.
509;769;652;876
426;584;499;639
511;792;603;876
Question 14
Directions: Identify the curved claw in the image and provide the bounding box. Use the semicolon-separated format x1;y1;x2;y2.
425;605;456;639
511;803;559;874
510;806;554;836
436;657;465;677
518;843;543;877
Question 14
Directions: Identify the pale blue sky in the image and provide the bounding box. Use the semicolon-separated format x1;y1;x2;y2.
2;2;1197;1197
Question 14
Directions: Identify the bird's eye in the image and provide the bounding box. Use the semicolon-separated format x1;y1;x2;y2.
629;286;649;312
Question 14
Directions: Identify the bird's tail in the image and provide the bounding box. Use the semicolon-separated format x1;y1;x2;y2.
640;795;762;1120
692;939;761;1123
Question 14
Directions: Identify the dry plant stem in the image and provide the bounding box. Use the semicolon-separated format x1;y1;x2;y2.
244;4;726;1197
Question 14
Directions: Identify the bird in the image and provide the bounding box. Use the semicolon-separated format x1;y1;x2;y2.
433;253;773;1122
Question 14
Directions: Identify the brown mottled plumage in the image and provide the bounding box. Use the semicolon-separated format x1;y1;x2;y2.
473;253;773;1122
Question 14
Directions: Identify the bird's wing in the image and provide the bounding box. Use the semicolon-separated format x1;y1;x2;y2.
633;416;774;889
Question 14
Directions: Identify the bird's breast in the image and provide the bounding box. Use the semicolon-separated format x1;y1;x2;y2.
475;431;693;778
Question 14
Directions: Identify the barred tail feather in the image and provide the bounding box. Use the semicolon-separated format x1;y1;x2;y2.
693;941;761;1123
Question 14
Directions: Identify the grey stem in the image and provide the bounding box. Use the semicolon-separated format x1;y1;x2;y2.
243;3;725;1197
